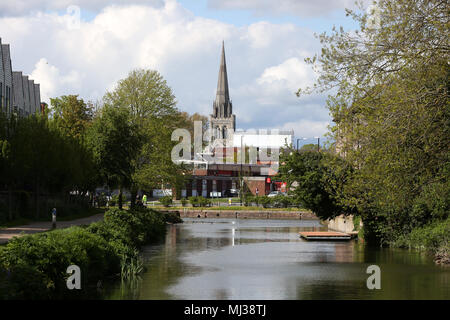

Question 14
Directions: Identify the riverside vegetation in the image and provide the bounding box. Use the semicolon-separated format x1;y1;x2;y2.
0;207;182;299
284;0;449;264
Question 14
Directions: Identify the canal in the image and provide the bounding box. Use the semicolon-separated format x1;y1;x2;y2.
105;218;450;300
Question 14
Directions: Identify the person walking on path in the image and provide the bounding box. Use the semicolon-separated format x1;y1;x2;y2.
51;208;57;229
142;194;147;206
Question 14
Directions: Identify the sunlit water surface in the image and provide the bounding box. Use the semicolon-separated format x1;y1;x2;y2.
104;218;450;300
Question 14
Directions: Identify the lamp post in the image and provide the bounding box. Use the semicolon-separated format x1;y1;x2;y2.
240;135;243;206
314;136;320;152
296;137;307;151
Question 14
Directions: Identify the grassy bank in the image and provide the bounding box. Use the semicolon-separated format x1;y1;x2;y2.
390;217;450;265
0;207;182;299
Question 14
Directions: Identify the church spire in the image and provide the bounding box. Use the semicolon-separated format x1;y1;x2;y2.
214;41;230;116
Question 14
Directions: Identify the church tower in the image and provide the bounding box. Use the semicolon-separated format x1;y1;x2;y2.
210;41;235;142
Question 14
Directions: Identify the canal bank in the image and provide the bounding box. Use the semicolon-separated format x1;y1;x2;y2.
159;209;318;220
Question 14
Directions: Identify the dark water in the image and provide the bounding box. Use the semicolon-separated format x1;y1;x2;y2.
105;218;450;300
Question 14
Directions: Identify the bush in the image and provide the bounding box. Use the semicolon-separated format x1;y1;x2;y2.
273;195;292;208
258;196;272;208
0;227;113;299
180;198;187;207
188;196;210;207
391;216;450;264
159;196;173;207
0;207;170;299
188;196;198;207
243;193;254;206
109;194;119;207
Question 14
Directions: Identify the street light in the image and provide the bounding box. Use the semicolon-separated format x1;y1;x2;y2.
314;136;320;152
296;137;308;151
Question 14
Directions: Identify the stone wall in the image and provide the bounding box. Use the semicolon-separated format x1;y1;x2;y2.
165;209;318;220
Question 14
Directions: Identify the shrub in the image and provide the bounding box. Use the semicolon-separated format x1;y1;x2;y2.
188;196;198;207
159;196;173;207
197;196;210;207
273;195;292;208
188;196;210;207
259;196;272;208
0;207;171;299
180;198;187;207
0;227;113;299
243;193;253;206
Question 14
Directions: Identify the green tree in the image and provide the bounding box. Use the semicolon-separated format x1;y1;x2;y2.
50;95;93;140
298;0;449;244
103;68;189;206
86;106;141;209
279;149;352;220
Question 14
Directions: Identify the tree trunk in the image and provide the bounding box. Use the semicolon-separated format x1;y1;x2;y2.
35;182;40;220
8;185;13;221
130;185;138;209
118;187;123;210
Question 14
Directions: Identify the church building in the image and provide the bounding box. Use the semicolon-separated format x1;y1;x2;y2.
175;42;293;199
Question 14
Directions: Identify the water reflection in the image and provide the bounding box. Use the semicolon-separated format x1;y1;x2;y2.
105;218;450;300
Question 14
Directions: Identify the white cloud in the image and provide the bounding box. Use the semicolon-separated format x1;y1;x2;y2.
257;57;317;93
1;0;331;137
30;58;82;104
282;119;330;139
207;0;361;17
0;0;164;16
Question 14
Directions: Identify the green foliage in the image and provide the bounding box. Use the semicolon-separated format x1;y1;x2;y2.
159;196;173;207
392;216;450;263
50;95;93;140
297;0;449;245
243;193;253;206
0;207;170;299
272;195;292;208
180;198;187;207
86;106;141;204
188;196;210;207
0;227;113;299
258;196;272;208
0;110;98;222
279;150;352;220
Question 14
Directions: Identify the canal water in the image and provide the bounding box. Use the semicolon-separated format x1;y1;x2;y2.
105;218;450;300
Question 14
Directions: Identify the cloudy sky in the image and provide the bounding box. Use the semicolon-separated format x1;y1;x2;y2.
0;0;365;143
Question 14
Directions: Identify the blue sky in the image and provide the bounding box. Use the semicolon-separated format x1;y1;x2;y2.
0;0;366;146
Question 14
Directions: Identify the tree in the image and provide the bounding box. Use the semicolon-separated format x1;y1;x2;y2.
103;69;178;125
86;106;141;209
50;95;93;140
279;149;352;220
103;68;189;205
300;144;317;152
298;0;449;244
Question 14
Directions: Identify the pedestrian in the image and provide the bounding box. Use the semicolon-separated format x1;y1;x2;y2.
51;208;57;229
142;194;147;206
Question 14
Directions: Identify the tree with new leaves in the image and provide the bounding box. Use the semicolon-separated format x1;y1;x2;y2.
297;0;449;244
86;106;140;209
50;95;93;140
103;69;189;205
